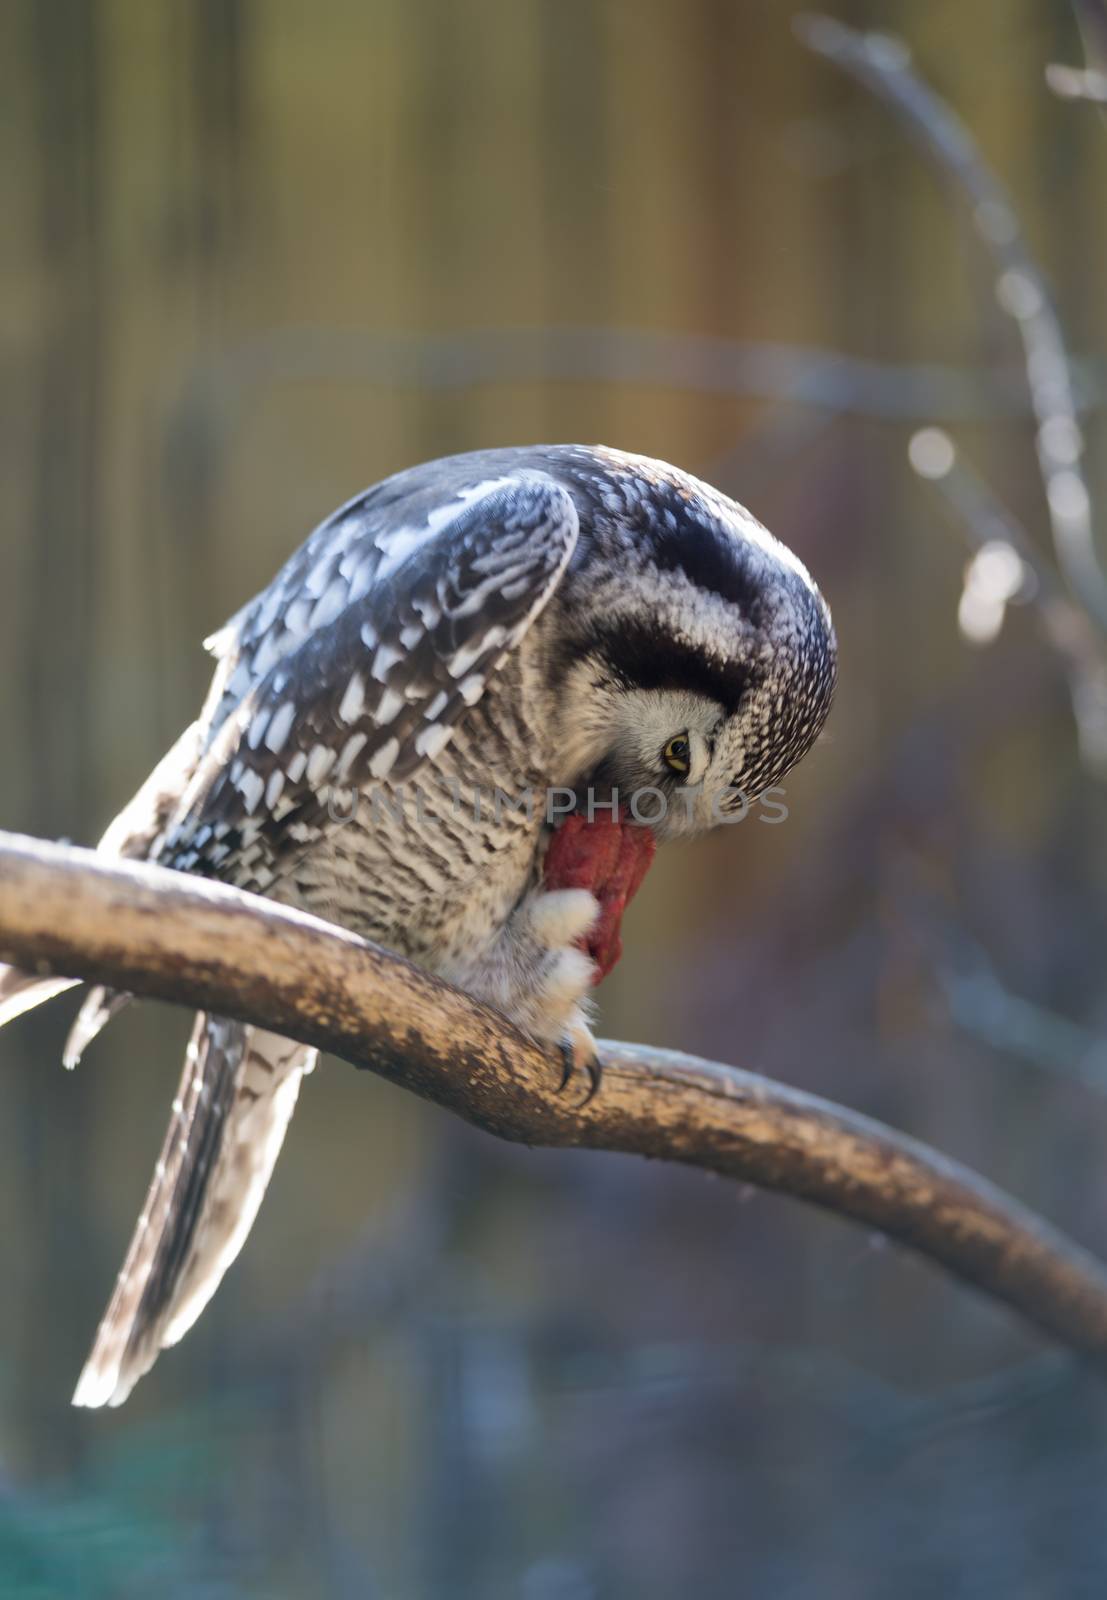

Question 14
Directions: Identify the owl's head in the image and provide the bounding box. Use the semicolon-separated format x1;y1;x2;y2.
553;467;837;841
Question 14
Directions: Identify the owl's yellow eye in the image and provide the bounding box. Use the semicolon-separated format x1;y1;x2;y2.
662;734;691;776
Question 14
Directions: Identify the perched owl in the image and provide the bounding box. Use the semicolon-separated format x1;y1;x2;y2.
0;444;836;1405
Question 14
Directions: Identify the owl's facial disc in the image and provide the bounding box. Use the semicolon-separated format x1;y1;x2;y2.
582;687;731;840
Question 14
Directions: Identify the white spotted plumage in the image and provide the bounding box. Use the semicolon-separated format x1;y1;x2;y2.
264;701;296;753
0;443;836;1406
337;672;366;724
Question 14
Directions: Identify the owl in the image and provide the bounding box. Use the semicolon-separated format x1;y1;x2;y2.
0;444;835;1404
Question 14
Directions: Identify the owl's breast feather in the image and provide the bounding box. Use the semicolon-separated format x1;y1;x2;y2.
542;812;656;980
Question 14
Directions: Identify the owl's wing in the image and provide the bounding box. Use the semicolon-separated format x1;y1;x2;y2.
67;467;581;1407
158;467;580;892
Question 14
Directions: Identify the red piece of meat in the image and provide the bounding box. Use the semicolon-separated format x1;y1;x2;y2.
542;811;657;981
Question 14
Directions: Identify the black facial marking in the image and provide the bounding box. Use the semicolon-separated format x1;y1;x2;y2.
582;618;759;714
647;501;766;620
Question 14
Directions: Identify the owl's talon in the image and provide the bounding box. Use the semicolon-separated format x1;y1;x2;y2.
556;1029;602;1105
582;1050;603;1104
558;1038;575;1093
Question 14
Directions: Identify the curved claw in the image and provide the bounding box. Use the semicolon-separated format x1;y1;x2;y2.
557;1036;603;1105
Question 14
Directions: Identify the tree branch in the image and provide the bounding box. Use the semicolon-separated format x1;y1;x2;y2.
3;829;1107;1367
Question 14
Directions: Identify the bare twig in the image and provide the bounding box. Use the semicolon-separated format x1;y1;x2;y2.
1046;63;1107;105
1048;2;1107;118
3;830;1107;1366
797;14;1107;634
166;326;1107;457
940;936;1107;1096
1075;0;1107;73
909;428;1107;772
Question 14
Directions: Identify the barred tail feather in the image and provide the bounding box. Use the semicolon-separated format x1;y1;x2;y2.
0;964;78;1031
73;1015;316;1408
63;985;132;1069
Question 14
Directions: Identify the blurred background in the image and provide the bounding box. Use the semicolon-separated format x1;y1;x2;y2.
4;0;1107;1594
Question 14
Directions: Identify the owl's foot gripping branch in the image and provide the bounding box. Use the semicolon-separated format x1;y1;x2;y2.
3;828;1107;1379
